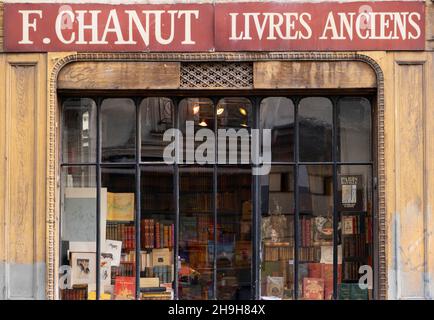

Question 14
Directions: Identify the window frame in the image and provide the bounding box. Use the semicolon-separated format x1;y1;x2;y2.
59;93;376;300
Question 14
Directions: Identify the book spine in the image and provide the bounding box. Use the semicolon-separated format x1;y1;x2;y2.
156;222;160;249
160;224;164;248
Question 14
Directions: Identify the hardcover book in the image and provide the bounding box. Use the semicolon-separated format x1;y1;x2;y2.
152;248;171;266
266;276;284;298
114;276;136;299
303;278;325;300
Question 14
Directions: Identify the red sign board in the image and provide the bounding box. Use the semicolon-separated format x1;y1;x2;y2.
3;2;425;52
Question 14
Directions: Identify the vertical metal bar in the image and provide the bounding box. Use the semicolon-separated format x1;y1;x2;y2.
252;97;261;299
293;97;300;300
332;97;339;300
213;97;218;300
135;98;142;300
173;97;180;300
96;98;102;300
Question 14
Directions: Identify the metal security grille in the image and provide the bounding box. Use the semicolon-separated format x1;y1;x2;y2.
180;62;253;89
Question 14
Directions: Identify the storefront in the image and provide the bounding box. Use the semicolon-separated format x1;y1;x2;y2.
0;0;433;301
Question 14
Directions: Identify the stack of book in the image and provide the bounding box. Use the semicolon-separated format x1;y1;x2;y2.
141;219;174;249
60;285;87;300
338;283;369;300
263;242;294;261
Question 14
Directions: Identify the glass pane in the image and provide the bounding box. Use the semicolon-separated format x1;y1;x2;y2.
60;166;97;300
299;98;333;162
260;97;294;162
101;98;136;162
178;167;214;299
260;165;295;300
140;166;175;300
217;98;252;165
338;97;372;162
140;98;174;162
337;165;373;300
62;98;97;163
298;165;334;300
178;98;215;165
217;167;252;299
102;167;136;300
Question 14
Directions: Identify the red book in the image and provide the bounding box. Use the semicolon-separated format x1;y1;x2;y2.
301;218;306;247
143;219;147;249
140;220;145;248
150;219;155;249
163;225;169;248
306;218;311;246
114;276;135;300
155;222;160;249
308;263;322;278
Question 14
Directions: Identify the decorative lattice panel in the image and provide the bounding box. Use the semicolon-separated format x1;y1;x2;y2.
180;62;253;89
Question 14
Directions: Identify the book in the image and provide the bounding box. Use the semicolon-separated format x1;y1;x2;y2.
107;192;135;221
152;248;171;266
342;216;354;235
303;278;324;300
88;291;111;300
266;276;284;298
338;283;369;300
140;287;166;293
60;285;88;300
140;277;159;288
338;175;363;211
307;263;322;278
114;276;136;299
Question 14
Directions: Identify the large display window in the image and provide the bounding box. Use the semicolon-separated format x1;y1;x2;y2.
59;94;374;300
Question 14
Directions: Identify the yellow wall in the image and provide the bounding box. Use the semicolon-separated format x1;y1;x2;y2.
0;54;47;299
365;50;434;299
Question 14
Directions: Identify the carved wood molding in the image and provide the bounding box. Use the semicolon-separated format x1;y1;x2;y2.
47;51;386;300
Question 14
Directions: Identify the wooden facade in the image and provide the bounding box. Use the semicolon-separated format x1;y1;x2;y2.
0;0;434;300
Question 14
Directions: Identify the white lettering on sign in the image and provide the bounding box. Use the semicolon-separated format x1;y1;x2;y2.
24;9;200;46
5;2;425;52
229;12;312;40
319;11;421;40
19;10;43;44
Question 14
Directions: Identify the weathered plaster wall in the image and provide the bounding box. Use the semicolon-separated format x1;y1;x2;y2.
363;49;434;299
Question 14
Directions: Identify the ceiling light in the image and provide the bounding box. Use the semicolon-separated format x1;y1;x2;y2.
216;106;225;115
193;105;200;115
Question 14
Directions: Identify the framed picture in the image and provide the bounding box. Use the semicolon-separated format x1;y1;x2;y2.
104;240;122;267
70;252;113;288
70;252;96;286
